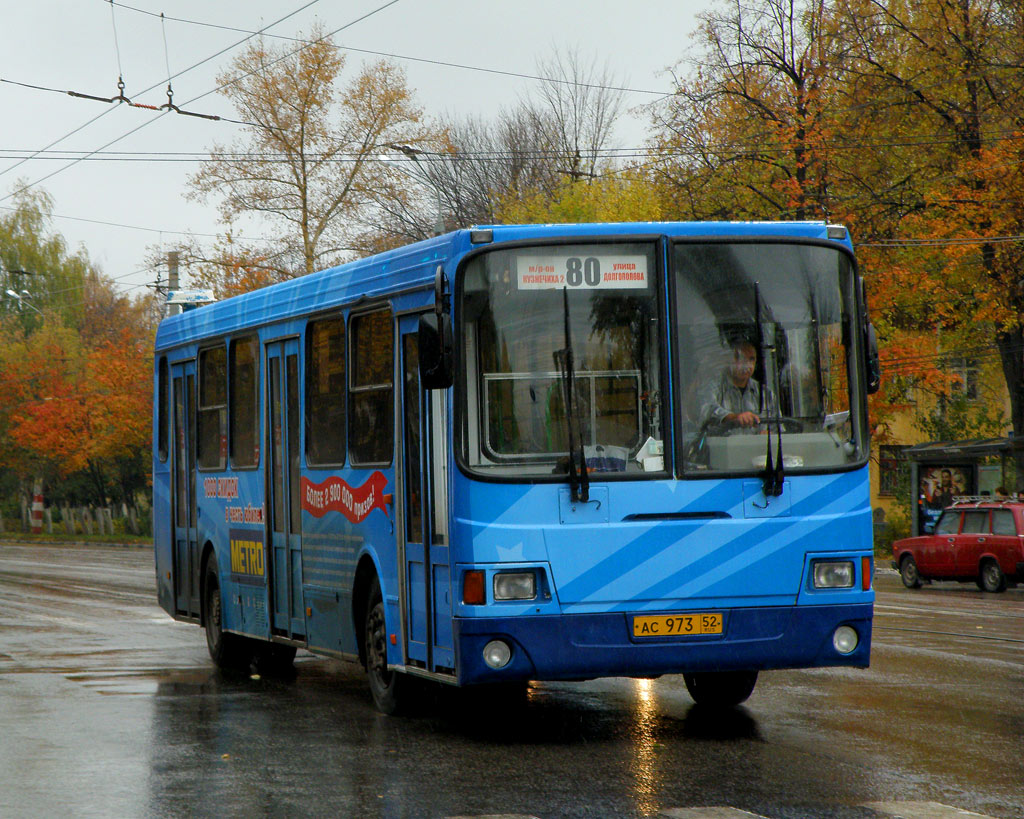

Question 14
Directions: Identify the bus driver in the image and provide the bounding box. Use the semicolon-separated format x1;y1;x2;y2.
697;338;774;434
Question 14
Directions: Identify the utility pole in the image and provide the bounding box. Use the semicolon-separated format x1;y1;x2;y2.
167;251;180;317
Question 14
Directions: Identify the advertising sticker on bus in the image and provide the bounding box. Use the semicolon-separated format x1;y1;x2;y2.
301;471;391;524
516;254;648;290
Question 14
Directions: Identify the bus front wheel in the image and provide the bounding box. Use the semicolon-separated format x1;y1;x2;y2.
683;670;758;707
364;578;417;714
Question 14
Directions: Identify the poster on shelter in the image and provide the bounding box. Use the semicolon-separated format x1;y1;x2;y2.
918;464;971;533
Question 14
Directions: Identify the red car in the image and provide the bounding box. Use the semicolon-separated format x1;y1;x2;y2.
892;499;1024;592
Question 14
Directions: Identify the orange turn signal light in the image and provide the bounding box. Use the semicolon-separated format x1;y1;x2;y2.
463;570;485;605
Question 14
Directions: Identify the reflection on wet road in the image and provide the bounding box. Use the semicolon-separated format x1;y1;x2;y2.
1;543;1021;818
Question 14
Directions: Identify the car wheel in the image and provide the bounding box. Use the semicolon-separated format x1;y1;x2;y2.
899;554;922;589
364;578;418;714
683;670;758;707
979;559;1007;593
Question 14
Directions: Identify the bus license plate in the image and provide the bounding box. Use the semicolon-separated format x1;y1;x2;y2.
633;612;723;638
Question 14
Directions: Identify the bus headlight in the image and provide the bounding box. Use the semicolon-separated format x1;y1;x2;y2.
812;560;855;589
493;572;536;601
833;625;859;654
483;640;512;669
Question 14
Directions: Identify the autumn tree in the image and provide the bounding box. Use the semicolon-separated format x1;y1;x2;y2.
649;0;849;222
496;167;667;224
834;0;1024;483
0;187;155;514
188;25;445;279
367;48;628;247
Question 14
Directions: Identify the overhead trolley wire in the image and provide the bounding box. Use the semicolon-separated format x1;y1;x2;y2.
108;0;666;98
0;0;410;204
0;0;326;202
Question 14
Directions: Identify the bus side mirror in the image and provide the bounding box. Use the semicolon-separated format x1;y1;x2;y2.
419;312;453;390
864;323;881;394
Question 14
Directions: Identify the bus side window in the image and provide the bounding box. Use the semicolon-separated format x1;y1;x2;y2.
349;308;394;465
306;316;347;466
157;356;169;462
229;336;259;468
198;346;228;470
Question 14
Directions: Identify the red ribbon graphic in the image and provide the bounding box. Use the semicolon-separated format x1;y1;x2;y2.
301;471;390;523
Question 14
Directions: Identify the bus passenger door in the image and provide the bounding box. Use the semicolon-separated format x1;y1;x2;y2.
170;360;200;619
265;339;305;639
399;318;453;674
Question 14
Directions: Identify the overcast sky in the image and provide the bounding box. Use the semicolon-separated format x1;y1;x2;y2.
0;0;712;300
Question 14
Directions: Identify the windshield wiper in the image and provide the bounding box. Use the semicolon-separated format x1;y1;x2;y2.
555;286;589;503
754;282;784;498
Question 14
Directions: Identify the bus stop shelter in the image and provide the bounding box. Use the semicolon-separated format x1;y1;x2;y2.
905;436;1016;535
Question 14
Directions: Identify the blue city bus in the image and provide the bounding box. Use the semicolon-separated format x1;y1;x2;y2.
153;221;880;713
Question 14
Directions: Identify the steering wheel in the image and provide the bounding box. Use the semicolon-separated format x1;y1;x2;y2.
758;415;805;433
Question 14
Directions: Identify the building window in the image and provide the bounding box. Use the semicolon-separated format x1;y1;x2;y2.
878;445;907;496
949;356;979;401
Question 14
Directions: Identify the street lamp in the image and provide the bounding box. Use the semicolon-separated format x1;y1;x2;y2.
4;288;43;315
379;143;446;236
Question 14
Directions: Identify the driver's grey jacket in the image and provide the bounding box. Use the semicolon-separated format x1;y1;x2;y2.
697;371;775;434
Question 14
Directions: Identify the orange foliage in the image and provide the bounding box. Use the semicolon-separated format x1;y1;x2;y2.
0;321;151;478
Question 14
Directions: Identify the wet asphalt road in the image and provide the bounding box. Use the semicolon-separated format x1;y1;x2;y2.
0;542;1021;819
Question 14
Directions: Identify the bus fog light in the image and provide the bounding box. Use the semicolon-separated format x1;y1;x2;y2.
483;640;512;669
493;572;536;601
813;560;854;588
833;625;859;654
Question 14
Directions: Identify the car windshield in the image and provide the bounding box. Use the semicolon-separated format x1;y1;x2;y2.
675;241;866;474
458;241;664;478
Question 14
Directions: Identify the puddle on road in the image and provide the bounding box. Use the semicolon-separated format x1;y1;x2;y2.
64;667;211;696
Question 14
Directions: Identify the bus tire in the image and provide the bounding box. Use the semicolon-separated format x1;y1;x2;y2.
683;670;758;707
979;559;1006;593
364;578;415;715
204;555;248;670
899;554;922;589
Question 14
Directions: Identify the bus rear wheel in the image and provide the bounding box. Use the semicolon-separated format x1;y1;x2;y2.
683;670;758;707
204;556;248;671
364;578;418;714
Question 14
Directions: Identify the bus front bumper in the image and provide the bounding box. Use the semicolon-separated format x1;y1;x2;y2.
452;603;872;686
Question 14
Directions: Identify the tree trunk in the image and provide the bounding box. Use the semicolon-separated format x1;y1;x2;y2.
997;327;1024;492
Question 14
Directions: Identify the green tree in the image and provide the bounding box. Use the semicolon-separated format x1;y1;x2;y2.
1;186;93;329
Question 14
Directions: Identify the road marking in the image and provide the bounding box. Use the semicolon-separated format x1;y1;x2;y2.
866;801;998;818
661;809;766;818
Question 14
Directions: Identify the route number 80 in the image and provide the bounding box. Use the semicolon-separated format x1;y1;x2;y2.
565;256;601;287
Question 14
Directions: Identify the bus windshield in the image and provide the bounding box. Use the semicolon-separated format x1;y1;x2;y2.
459;241;664;478
676;241;865;474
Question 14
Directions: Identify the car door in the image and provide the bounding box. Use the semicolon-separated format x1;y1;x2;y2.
957;509;990;576
987;508;1019;576
918;510;960;576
